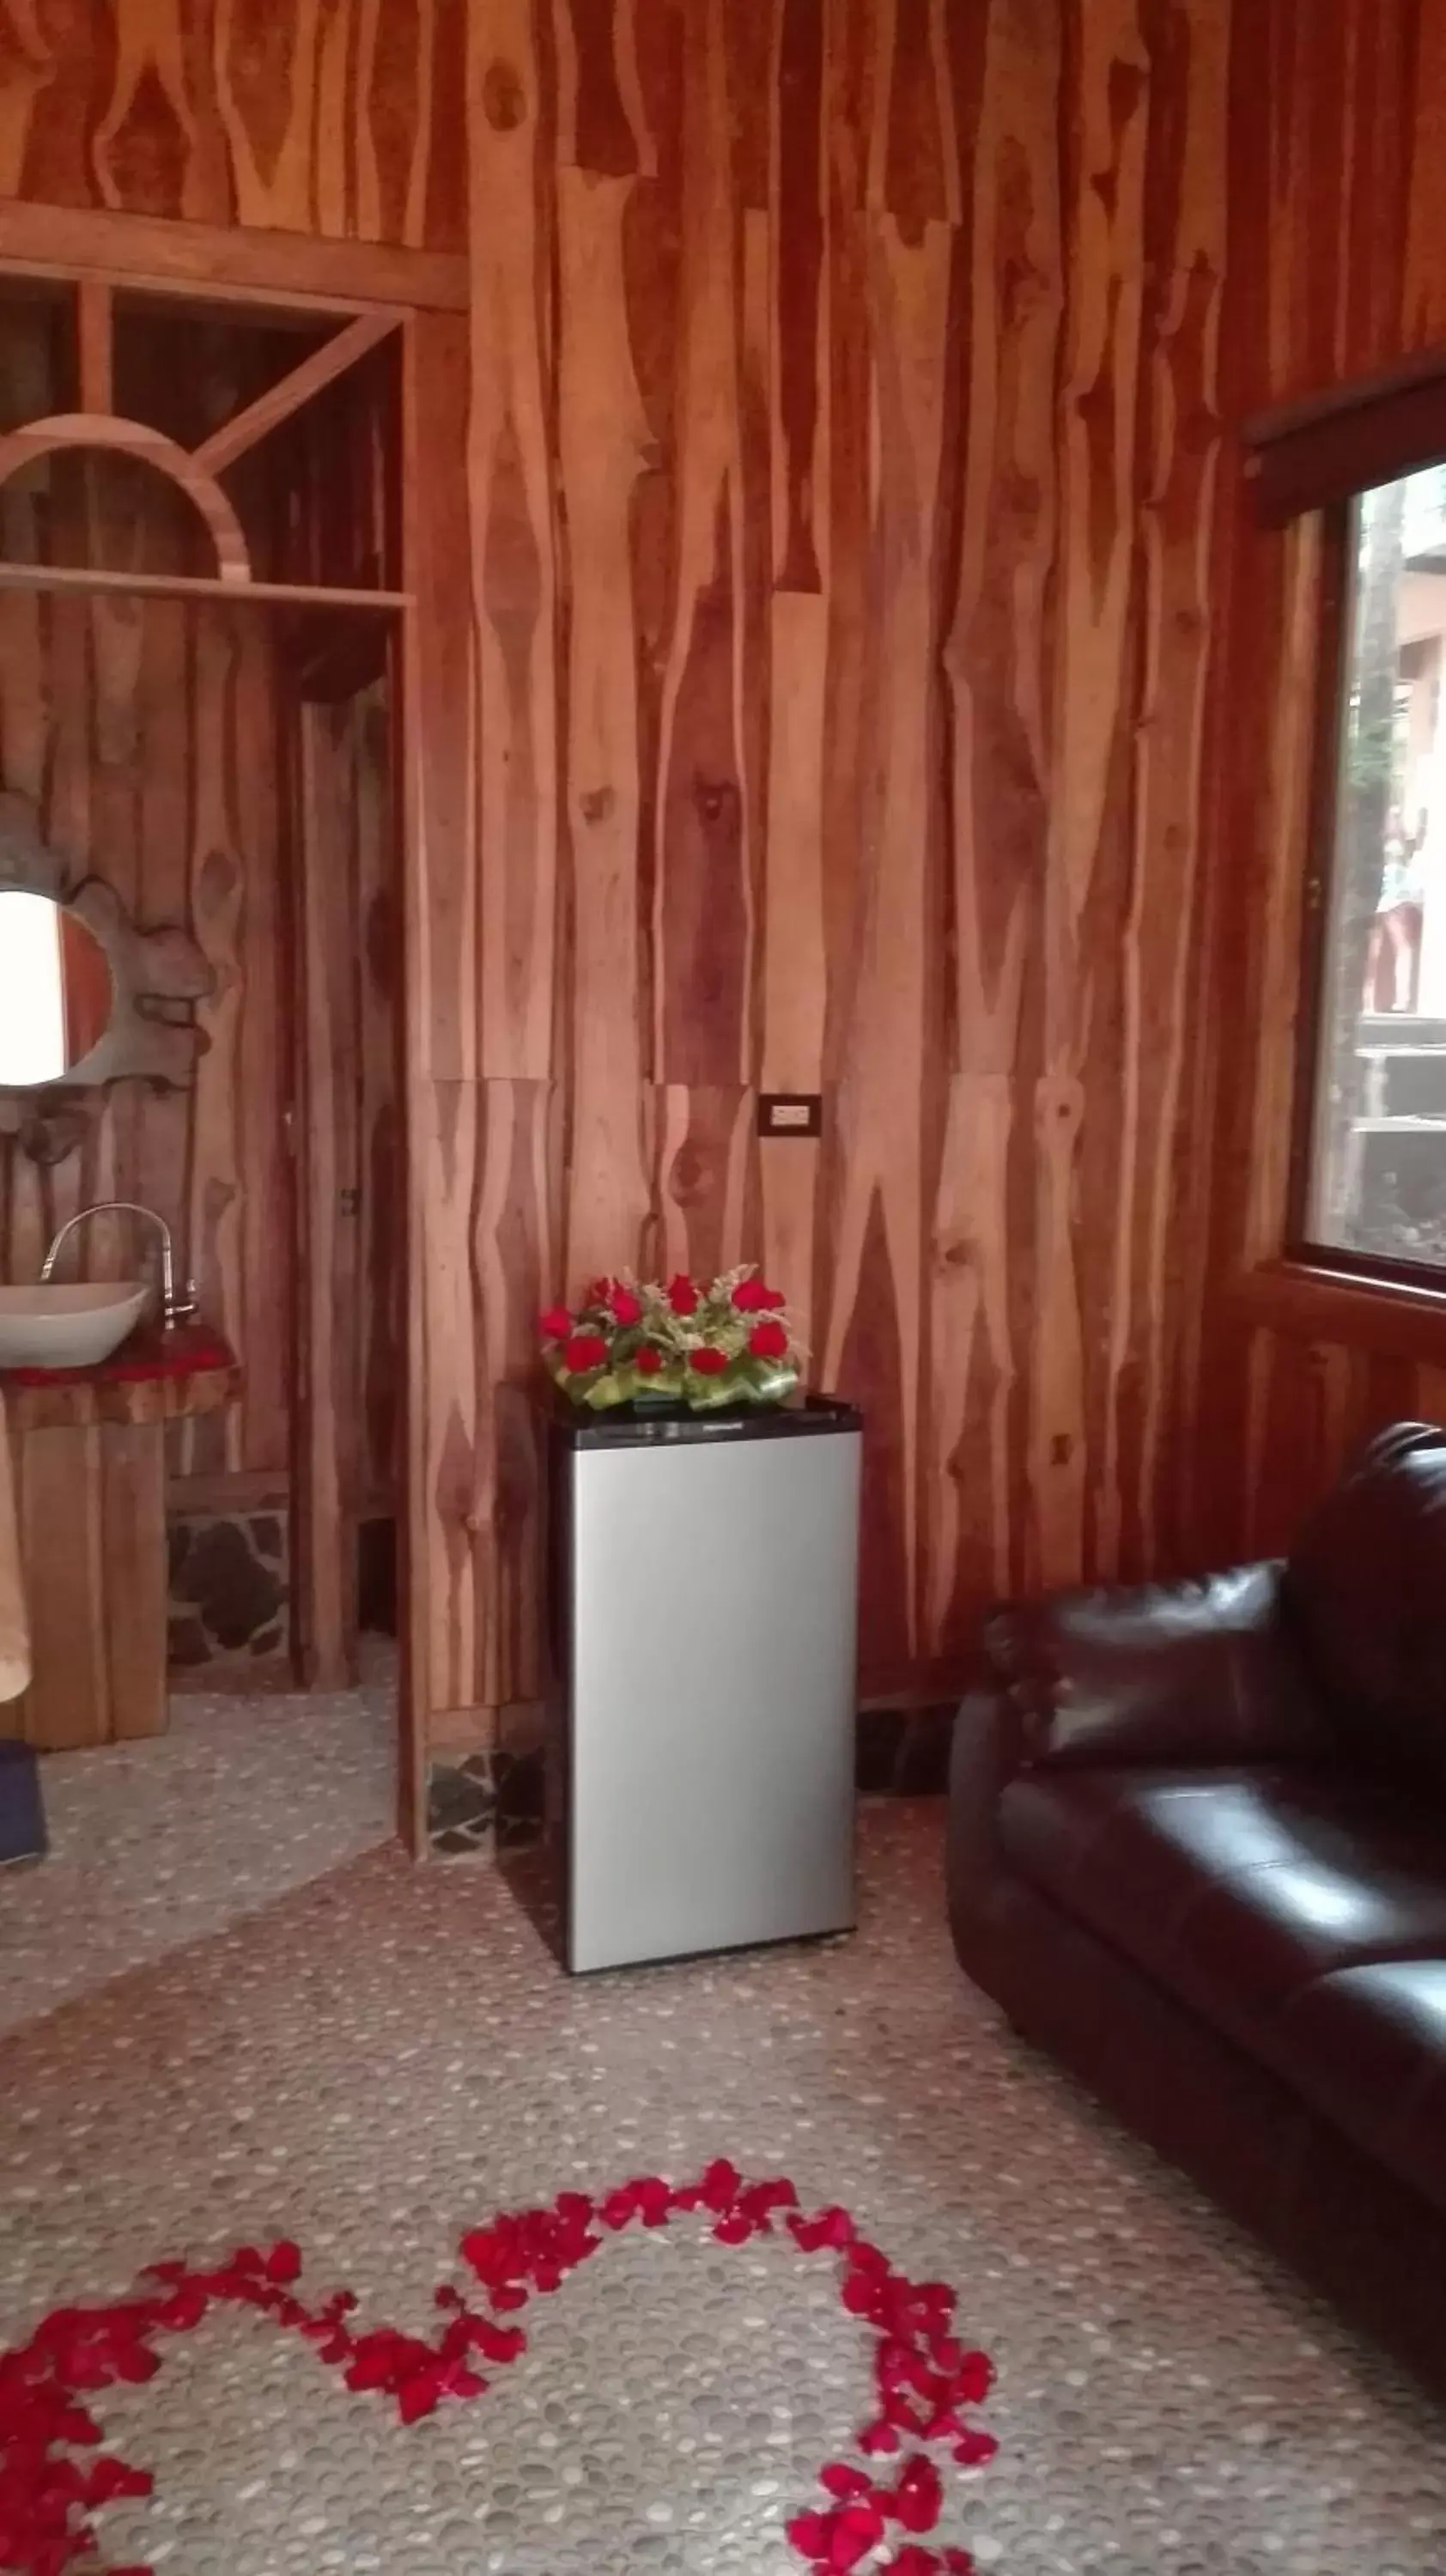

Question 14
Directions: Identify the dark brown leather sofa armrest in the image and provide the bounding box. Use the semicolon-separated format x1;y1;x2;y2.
981;1562;1332;1772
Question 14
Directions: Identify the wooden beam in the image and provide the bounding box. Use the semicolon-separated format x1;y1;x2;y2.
75;279;112;411
194;312;400;477
0;562;408;611
0;197;467;314
0;413;250;580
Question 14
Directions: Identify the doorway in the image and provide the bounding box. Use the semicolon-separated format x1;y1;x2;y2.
0;264;416;1833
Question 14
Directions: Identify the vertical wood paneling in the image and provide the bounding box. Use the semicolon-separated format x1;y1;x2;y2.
2;0;464;248
473;1078;558;1713
4;0;1254;1745
291;695;396;1689
355;688;401;1516
469;0;560;1081
179;607;246;1484
822;207;953;1676
410;1072;559;1732
653;0;753;1090
404;310;475;1086
1098;0;1226;1579
759;0;829;1380
932;0;1060;1654
413;1075;484;1728
556;159;653;1288
406;0;1242;1726
651;1086;758;1288
3;1419;167;1747
1200;0;1446;1570
0;486;288;1502
1404;3;1446;349
1033;0;1148;1594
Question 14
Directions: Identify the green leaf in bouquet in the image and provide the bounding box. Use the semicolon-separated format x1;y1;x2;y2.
582;1369;628;1409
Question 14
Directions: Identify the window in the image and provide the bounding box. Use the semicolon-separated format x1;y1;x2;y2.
1299;462;1446;1275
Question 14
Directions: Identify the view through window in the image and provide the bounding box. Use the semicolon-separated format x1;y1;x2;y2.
1306;462;1446;1271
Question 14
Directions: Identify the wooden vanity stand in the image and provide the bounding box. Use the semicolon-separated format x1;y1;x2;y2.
0;1324;240;1750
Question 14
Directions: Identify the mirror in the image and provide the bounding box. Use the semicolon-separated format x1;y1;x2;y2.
0;890;113;1085
0;792;214;1163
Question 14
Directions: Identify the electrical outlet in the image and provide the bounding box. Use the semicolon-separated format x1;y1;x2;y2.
757;1093;823;1139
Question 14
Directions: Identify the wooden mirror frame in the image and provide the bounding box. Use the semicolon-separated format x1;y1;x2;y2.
0;792;215;1161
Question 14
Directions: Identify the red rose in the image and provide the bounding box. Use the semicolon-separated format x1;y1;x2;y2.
584;1277;612;1306
748;1319;789;1360
609;1285;643;1327
732;1277;786;1313
635;1345;664;1376
689;1346;728;1376
562;1332;608;1374
668;1273;700;1316
538;1305;572;1342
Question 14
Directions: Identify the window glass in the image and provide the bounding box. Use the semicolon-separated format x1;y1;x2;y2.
1306;464;1446;1268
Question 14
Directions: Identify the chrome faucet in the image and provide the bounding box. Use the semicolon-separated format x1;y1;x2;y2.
40;1203;197;1331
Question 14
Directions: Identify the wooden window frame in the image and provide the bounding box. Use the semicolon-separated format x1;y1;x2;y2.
1246;355;1446;1310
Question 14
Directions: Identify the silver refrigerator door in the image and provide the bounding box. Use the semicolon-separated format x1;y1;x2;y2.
568;1425;860;1971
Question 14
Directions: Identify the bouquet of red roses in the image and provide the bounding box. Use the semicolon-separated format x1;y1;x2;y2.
538;1267;801;1412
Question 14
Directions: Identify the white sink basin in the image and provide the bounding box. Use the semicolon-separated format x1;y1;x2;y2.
0;1282;150;1370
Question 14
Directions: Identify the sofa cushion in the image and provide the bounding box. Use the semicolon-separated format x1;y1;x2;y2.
1277;1962;1446;2218
1285;1419;1446;1791
998;1765;1446;2081
983;1564;1328;1771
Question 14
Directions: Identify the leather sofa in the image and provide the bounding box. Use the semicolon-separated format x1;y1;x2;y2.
947;1419;1446;2397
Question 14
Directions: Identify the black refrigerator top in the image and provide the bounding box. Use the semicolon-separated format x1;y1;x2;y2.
537;1389;862;1449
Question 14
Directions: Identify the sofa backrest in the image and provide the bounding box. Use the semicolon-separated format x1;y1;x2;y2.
1284;1419;1446;1790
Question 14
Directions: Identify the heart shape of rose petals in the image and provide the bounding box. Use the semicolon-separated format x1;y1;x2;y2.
0;2160;997;2576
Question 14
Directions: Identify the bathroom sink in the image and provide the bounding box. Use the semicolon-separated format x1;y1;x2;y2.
0;1282;149;1371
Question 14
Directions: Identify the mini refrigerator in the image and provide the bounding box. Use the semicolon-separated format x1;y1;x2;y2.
543;1395;862;1972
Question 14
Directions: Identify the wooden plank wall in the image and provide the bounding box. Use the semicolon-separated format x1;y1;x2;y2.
403;0;1236;1737
0;0;465;248
1198;0;1446;1566
290;679;399;1684
3;0;1246;1748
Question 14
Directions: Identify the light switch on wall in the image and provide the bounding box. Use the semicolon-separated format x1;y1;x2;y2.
757;1094;823;1139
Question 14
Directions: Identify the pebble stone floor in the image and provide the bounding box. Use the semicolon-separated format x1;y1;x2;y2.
1;1715;1444;2576
0;1658;395;2035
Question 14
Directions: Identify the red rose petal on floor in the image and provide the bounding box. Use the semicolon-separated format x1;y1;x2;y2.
713;2212;755;2245
890;2453;944;2533
788;2205;855;2253
397;2372;442;2424
786;2509;831;2557
819;2463;872;2500
828;2499;886;2567
952;2430;999;2468
699;2158;742;2209
860;2421;901;2455
0;2166;993;2576
83;2457;154;2504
